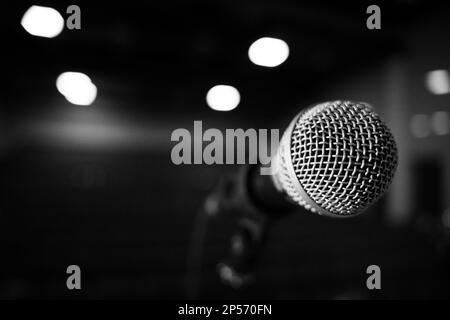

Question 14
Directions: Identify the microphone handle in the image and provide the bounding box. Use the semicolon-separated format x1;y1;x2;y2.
217;165;295;288
218;213;269;288
247;164;296;216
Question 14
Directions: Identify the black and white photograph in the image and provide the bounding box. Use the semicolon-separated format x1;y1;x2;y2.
1;0;450;305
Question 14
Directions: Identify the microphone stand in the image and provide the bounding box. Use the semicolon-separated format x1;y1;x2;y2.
216;211;269;289
187;165;294;297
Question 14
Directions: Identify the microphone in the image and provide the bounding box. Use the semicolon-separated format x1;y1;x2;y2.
257;100;398;217
190;100;398;291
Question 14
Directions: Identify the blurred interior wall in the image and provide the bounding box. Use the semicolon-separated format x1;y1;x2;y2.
315;17;450;225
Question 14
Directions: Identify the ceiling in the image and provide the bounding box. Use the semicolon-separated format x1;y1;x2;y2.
3;0;443;121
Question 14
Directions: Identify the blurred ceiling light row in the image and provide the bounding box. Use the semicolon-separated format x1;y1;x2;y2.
207;38;290;111
410;111;449;138
21;6;290;110
21;6;96;106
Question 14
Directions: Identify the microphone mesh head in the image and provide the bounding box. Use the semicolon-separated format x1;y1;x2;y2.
273;101;398;217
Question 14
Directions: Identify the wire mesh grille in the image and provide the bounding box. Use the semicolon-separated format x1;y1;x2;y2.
287;101;397;216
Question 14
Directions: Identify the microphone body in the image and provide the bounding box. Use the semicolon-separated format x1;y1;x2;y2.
200;101;398;289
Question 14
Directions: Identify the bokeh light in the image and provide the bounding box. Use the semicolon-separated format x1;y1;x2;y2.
21;5;64;38
409;114;430;138
431;111;449;136
248;37;289;67
56;72;98;106
425;70;450;95
206;85;240;111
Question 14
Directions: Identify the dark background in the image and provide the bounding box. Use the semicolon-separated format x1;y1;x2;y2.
1;0;450;299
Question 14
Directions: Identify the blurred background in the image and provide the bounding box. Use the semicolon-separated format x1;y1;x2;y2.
1;0;450;299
